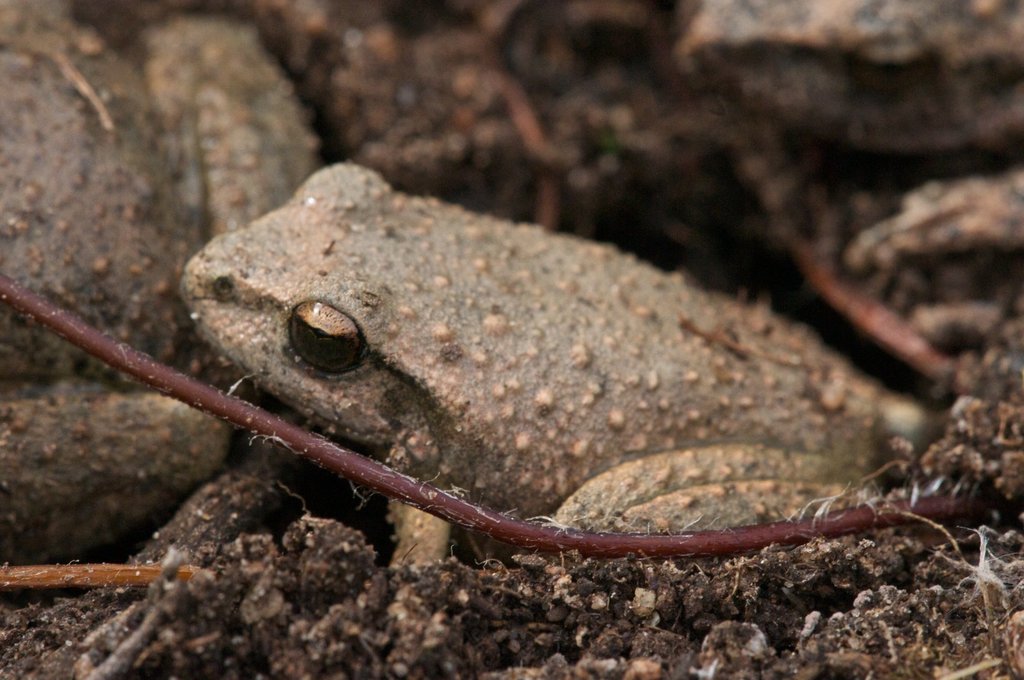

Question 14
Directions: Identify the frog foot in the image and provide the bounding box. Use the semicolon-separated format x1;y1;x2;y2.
554;444;861;533
388;501;454;565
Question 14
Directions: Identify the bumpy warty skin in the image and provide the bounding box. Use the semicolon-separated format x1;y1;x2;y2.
183;163;887;520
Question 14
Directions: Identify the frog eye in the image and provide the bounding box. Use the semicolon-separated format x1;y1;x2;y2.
289;301;366;373
211;275;235;300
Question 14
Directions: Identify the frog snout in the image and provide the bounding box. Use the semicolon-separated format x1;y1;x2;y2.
182;247;229;301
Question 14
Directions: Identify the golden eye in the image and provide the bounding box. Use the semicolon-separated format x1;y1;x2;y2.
289;301;365;373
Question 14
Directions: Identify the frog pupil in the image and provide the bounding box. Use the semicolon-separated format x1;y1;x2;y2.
211;275;234;300
289;301;365;373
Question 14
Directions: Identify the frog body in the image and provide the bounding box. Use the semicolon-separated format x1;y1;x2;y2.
184;164;908;556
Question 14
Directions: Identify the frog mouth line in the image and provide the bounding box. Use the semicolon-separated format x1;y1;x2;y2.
267;348;448;457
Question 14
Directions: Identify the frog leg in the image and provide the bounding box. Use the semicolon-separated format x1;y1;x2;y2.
554;444;868;533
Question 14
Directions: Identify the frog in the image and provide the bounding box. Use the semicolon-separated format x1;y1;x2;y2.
0;2;318;563
182;162;924;562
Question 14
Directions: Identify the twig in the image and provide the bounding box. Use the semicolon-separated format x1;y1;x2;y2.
0;272;990;558
893;510;965;563
678;314;802;367
0;563;198;590
0;38;115;133
935;658;1002;680
50;50;115;133
643;0;691;100
491;68;562;230
480;1;562;233
791;242;956;384
83;551;185;679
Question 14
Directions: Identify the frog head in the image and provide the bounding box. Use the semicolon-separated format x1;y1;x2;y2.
181;165;460;469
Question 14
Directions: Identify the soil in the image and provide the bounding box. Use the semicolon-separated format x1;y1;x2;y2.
5;1;1024;678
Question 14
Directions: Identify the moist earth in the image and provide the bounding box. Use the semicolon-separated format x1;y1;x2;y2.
4;1;1024;678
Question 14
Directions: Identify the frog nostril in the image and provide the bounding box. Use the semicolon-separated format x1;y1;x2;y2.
211;275;235;300
289;301;366;374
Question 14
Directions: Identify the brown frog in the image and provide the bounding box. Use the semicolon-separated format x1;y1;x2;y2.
183;163;923;561
0;3;317;563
